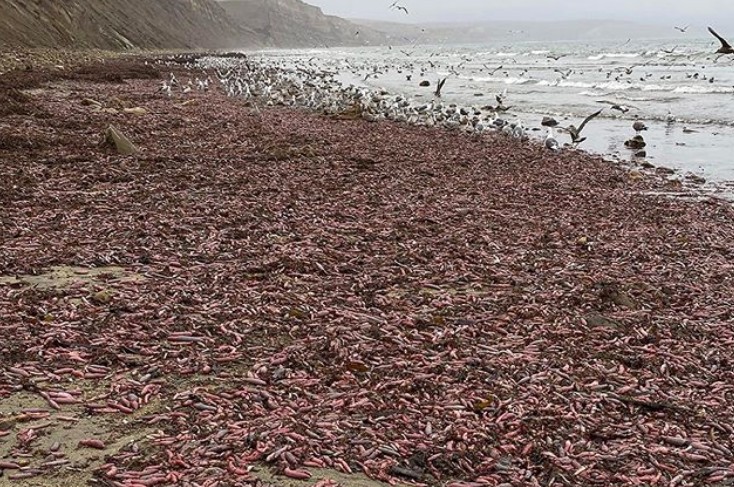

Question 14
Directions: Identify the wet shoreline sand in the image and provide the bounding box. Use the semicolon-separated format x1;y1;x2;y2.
1;57;734;486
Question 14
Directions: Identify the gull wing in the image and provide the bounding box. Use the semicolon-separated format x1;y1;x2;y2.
577;109;603;135
708;27;732;50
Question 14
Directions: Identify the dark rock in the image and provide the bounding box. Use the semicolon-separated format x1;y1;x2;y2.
656;166;676;175
685;173;706;184
584;312;621;329
419;80;430;87
597;281;637;309
624;135;646;150
541;116;558;127
389;465;424;481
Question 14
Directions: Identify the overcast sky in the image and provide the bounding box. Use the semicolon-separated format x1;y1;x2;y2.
306;0;734;27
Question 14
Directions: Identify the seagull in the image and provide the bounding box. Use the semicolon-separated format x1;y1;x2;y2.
708;27;734;55
494;88;508;107
545;128;561;152
434;78;447;98
547;54;567;61
597;100;636;114
512;122;525;139
674;25;690;33
389;2;409;14
158;81;172;97
483;64;503;75
554;68;573;80
561;109;603;145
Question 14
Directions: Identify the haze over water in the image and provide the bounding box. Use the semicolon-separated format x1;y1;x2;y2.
256;37;734;195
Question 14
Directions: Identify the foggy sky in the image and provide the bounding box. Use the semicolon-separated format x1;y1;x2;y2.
306;0;734;28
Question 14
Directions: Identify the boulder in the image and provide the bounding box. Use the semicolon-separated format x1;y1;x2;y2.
419;80;430;87
104;125;138;155
655;166;676;175
685;173;706;184
584;312;620;329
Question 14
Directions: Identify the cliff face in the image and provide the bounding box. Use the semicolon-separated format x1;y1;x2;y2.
220;0;386;48
0;0;259;50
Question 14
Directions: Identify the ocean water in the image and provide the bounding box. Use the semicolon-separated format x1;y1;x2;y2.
252;38;734;192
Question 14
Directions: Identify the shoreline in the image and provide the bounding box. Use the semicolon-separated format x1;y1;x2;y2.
251;43;734;195
2;56;734;486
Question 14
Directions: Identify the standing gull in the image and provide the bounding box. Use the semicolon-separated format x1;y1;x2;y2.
544;128;560;152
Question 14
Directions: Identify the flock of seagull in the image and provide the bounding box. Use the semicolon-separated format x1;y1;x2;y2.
194;56;570;145
154;13;734;156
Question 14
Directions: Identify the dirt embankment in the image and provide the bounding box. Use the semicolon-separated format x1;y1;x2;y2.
0;0;258;51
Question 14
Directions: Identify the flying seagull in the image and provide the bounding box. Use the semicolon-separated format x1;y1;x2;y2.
389;2;409;14
483;64;503;75
554;68;573;80
596;100;637;114
562;109;603;145
674;25;690;33
434;78;447;98
660;46;678;54
708;27;734;54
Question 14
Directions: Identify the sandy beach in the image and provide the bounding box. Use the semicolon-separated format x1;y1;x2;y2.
1;56;734;487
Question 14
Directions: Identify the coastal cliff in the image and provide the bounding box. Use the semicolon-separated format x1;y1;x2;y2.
0;0;258;50
219;0;387;47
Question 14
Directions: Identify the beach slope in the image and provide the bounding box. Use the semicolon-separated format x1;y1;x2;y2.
1;58;733;486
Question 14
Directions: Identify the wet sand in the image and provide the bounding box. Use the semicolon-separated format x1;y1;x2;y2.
1;57;734;487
